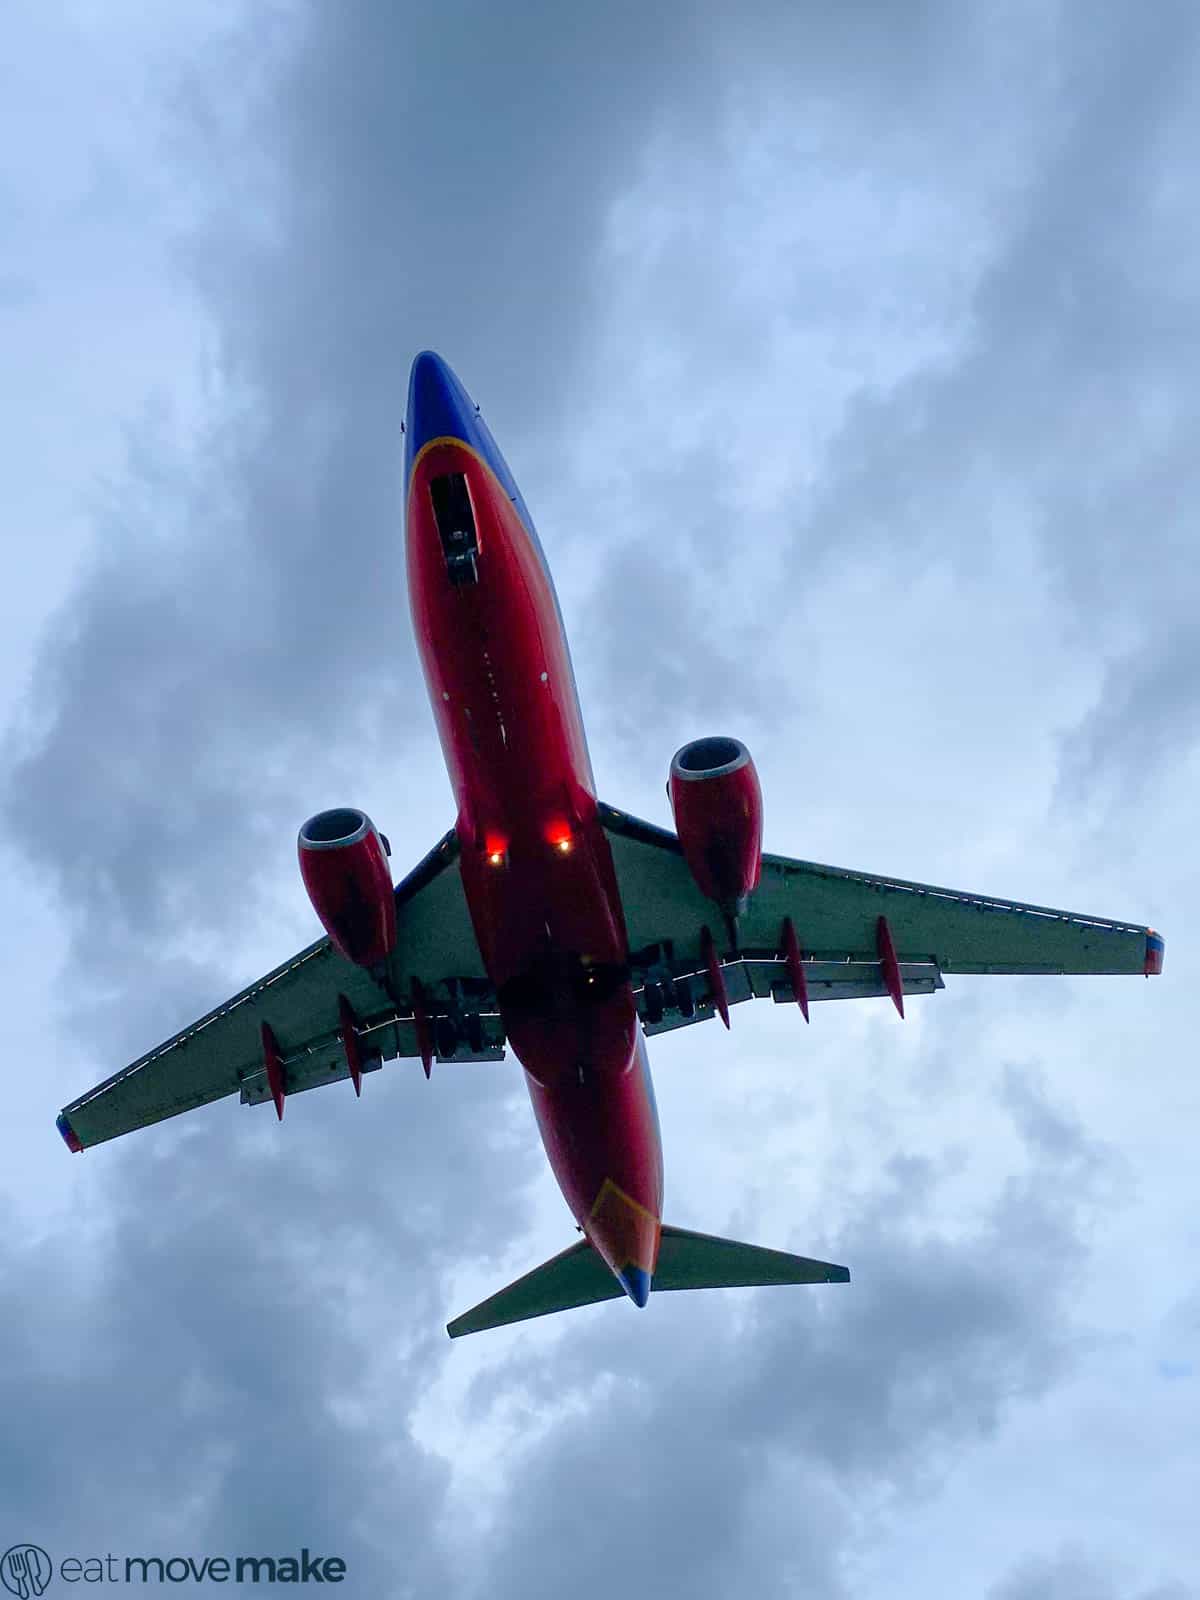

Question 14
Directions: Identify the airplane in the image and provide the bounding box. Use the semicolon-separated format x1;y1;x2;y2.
56;350;1166;1338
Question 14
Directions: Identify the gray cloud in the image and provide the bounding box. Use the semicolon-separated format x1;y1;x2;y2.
773;2;1200;799
2;0;994;961
990;1549;1195;1600
0;1066;532;1589
2;2;1195;1595
7;0;724;966
448;1070;1114;1600
1055;625;1200;811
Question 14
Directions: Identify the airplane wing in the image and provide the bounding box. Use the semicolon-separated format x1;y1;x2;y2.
598;804;1164;1036
57;829;502;1152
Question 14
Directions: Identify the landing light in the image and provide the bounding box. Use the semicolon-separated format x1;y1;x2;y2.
489;851;504;866
545;820;574;853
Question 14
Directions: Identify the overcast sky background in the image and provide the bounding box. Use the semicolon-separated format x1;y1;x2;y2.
1;2;1196;1595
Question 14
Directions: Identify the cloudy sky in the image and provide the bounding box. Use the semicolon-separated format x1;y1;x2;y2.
2;1;1197;1594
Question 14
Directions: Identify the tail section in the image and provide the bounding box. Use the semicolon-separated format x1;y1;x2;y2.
447;1239;621;1338
654;1224;849;1292
446;1224;848;1338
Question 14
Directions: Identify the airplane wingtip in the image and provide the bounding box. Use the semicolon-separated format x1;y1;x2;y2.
56;1113;83;1154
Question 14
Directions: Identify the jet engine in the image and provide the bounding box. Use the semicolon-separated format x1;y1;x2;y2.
298;808;396;968
668;737;763;915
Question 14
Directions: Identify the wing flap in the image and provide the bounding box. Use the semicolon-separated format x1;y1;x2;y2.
62;938;362;1146
601;804;1158;990
60;827;503;1150
239;1048;384;1106
238;1012;506;1106
749;852;1150;976
639;960;944;1035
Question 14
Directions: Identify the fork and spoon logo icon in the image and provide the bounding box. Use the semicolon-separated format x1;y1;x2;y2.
0;1547;52;1598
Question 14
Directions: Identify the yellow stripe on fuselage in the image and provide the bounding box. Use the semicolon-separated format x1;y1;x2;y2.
589;1178;660;1274
408;434;494;487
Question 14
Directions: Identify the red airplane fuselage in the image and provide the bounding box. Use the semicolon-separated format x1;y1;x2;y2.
405;356;662;1302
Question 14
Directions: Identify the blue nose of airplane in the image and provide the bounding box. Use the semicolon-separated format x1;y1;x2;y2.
406;350;476;470
404;349;538;541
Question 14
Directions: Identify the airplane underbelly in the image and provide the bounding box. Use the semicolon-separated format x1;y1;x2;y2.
407;439;593;827
526;1032;664;1272
406;418;663;1266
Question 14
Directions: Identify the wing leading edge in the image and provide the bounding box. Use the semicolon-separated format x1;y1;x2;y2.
57;828;502;1151
59;809;1164;1148
599;804;1163;1036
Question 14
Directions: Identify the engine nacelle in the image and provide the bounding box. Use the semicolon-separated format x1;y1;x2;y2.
668;737;763;914
298;808;396;968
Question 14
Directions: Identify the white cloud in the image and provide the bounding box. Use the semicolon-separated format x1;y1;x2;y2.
1;1;1195;1593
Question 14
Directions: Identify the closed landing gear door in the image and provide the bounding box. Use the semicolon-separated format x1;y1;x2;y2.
430;471;479;587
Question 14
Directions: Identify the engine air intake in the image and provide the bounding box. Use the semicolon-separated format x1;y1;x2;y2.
669;737;763;915
299;808;369;846
674;736;746;777
298;807;396;968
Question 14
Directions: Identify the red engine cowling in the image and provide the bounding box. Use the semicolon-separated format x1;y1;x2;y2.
668;737;763;913
298;808;396;968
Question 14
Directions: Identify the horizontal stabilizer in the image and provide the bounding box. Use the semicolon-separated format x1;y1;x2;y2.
447;1240;621;1338
446;1225;849;1338
653;1224;850;1291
